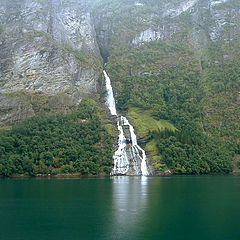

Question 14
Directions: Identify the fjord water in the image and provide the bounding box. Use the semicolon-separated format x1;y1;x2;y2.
1;176;240;240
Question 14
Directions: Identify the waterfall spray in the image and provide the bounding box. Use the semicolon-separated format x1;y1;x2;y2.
103;70;149;176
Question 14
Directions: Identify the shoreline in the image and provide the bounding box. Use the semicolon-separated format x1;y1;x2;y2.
0;172;238;179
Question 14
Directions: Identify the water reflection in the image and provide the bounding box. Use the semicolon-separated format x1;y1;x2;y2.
108;176;149;239
1;176;240;240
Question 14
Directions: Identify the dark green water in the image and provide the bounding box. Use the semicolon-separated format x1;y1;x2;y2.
0;175;240;240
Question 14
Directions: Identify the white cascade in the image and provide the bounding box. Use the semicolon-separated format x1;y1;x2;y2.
103;70;149;176
103;71;117;116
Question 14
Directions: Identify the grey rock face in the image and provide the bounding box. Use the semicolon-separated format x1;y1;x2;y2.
132;28;163;45
0;93;35;126
94;0;240;52
163;0;198;17
0;0;101;126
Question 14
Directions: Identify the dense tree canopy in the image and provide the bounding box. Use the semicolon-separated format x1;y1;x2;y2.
0;100;113;177
106;40;240;174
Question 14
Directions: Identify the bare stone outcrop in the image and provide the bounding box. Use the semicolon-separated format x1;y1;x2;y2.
0;0;102;126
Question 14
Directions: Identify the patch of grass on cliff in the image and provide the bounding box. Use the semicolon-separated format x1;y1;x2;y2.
145;139;167;171
103;124;116;135
0;126;11;131
24;30;48;39
63;45;102;70
64;45;89;64
128;107;176;136
0;24;6;34
6;91;50;113
74;50;89;63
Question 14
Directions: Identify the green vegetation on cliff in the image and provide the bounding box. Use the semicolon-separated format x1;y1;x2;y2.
153;129;235;174
0;100;113;177
94;0;240;174
1;0;240;176
107;48;240;174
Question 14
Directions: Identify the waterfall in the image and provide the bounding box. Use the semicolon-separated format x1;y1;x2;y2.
103;70;149;176
103;71;117;116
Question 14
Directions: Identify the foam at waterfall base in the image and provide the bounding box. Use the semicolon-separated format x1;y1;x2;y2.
104;70;149;176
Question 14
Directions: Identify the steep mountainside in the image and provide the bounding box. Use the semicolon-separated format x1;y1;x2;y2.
92;0;240;174
0;0;239;175
94;0;240;56
0;0;102;126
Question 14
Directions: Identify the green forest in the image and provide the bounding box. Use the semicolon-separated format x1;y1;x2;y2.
0;100;113;177
106;45;240;174
91;0;240;174
0;0;240;176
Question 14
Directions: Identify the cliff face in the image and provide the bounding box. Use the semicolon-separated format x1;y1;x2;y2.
0;0;239;174
93;0;240;57
0;0;101;126
1;0;239;138
92;0;240;173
